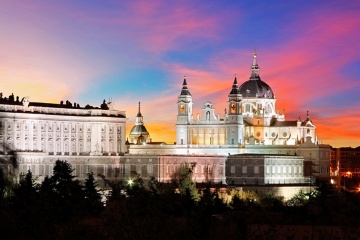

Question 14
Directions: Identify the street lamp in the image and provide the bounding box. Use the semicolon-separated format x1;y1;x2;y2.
127;179;134;186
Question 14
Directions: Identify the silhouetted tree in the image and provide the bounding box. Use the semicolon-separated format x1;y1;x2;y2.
84;171;103;215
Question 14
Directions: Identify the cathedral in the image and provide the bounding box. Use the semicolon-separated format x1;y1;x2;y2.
0;53;331;191
127;53;331;185
176;53;316;147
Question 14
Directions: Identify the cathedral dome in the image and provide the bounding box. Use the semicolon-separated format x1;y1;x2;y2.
238;79;274;98
130;125;149;136
129;102;151;144
238;52;275;99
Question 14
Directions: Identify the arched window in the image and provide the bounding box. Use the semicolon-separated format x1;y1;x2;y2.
231;103;235;113
206;111;210;121
180;105;185;113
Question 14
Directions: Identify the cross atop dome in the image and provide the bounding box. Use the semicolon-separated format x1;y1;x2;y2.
137;102;142;117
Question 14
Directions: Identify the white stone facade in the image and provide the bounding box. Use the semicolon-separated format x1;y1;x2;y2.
128;53;331;184
0;98;126;156
176;54;319;147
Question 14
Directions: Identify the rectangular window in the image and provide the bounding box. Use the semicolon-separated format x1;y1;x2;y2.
107;166;112;178
136;165;142;174
230;166;235;174
147;165;153;174
125;164;130;174
272;166;276;174
115;167;120;178
254;166;259;174
39;165;45;176
97;165;103;175
242;166;247;174
166;165;170;174
266;166;270;174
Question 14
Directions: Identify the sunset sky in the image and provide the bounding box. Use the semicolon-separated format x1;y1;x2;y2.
1;0;359;147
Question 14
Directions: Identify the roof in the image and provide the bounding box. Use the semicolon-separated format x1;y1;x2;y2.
180;77;191;96
129;125;150;135
238;79;274;98
270;120;298;127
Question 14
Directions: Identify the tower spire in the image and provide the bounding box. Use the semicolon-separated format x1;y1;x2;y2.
180;76;191;95
250;50;260;79
230;74;240;94
137;102;142;117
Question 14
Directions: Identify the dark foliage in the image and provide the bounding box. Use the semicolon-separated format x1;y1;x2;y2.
0;159;360;239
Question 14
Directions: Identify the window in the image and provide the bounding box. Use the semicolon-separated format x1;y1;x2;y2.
180;105;185;113
230;103;235;113
254;166;259;174
147;165;153;174
136;165;142;174
231;166;235;174
206;111;210;121
125;164;130;174
242;166;247;174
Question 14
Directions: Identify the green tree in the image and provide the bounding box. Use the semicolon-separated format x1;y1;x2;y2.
178;162;199;201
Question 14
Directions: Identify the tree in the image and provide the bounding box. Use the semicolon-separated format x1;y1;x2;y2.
0;144;19;199
178;162;199;201
84;172;103;215
14;170;37;198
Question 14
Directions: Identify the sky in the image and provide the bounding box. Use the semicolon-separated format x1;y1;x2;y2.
1;0;360;147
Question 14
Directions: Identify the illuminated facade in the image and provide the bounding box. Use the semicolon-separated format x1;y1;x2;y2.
128;102;151;144
176;53;317;147
0;53;331;189
128;53;331;184
331;147;360;177
0;95;127;182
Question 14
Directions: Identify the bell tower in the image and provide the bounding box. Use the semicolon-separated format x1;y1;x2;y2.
227;74;245;145
176;76;193;145
227;74;243;119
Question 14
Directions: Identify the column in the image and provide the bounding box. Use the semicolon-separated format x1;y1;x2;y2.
114;125;118;155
